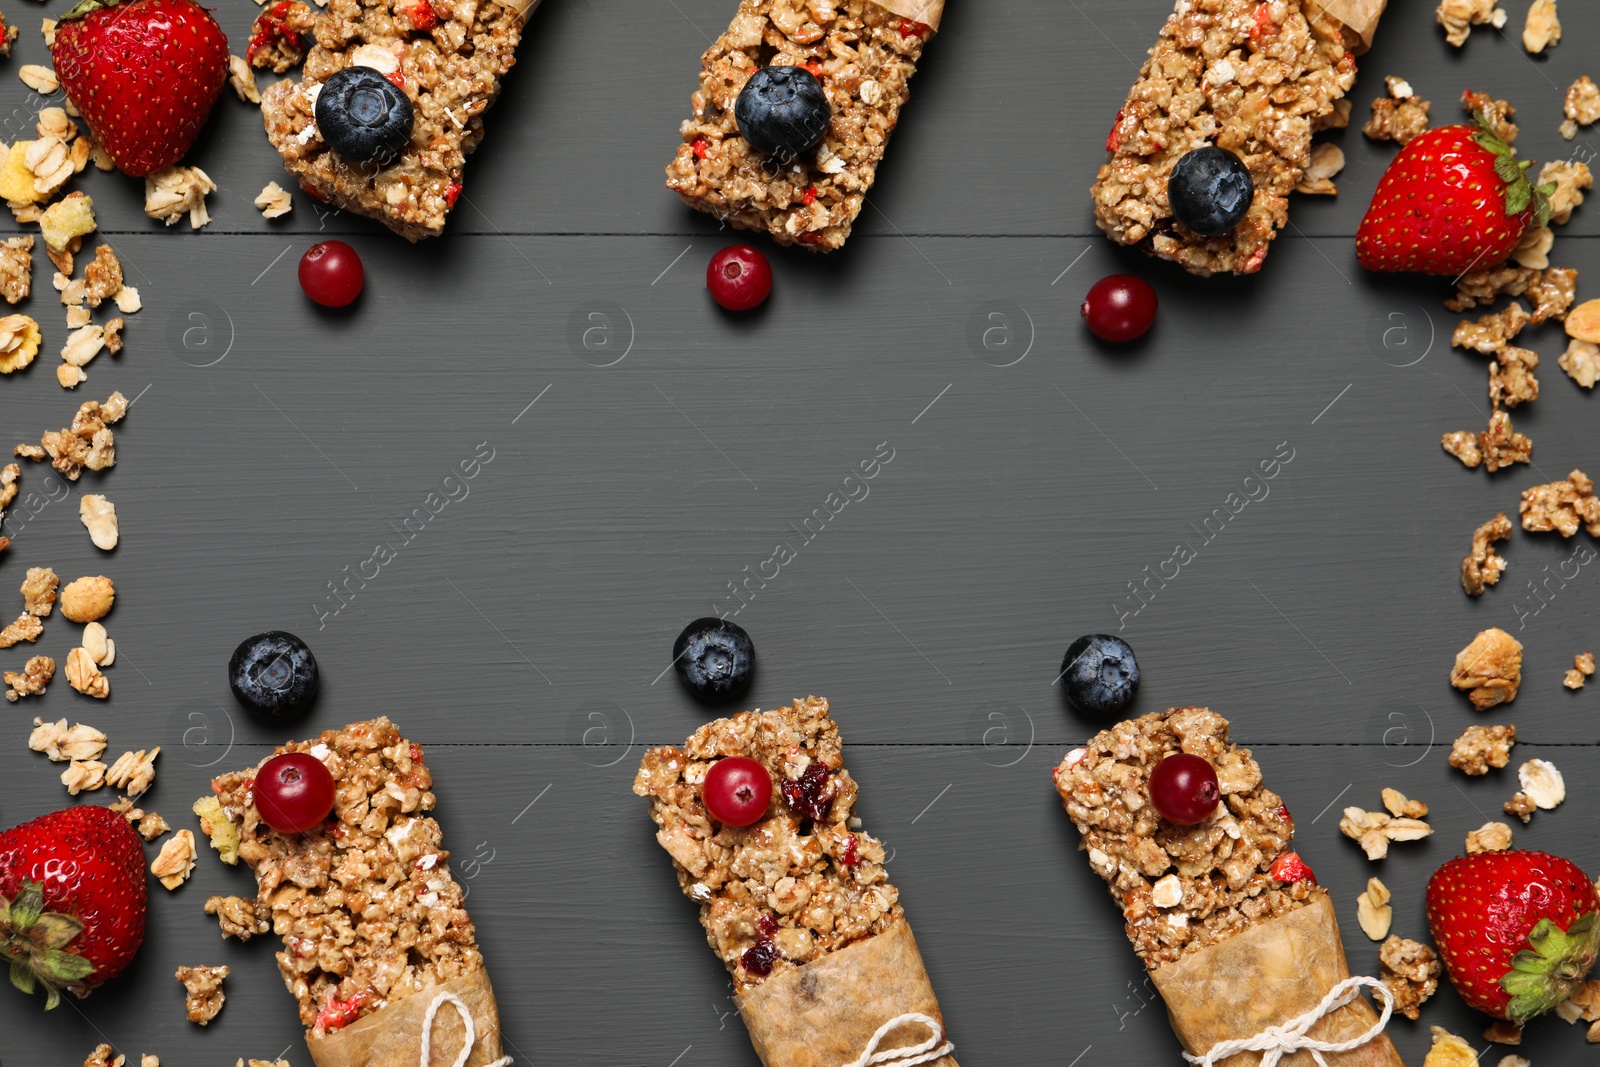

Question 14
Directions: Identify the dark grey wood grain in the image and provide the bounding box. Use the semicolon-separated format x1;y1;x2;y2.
1;0;1598;1064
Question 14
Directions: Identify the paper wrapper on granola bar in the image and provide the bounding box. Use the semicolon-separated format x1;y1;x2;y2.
306;970;504;1067
736;919;958;1067
871;0;943;32
1305;0;1387;52
488;0;541;21
1151;896;1404;1067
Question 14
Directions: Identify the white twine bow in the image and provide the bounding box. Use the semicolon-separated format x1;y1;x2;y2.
842;1012;955;1067
419;991;513;1067
1182;977;1395;1067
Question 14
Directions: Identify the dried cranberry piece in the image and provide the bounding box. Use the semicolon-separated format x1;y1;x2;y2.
781;762;833;821
741;937;778;977
841;834;860;867
756;913;779;937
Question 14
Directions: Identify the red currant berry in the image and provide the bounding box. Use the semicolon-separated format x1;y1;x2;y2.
299;241;365;308
1148;753;1220;825
706;245;772;312
255;751;337;833
1081;274;1158;342
703;756;772;827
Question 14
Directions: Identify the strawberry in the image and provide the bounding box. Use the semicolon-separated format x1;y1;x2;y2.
0;806;147;1008
1426;849;1600;1023
51;0;229;177
1355;112;1553;276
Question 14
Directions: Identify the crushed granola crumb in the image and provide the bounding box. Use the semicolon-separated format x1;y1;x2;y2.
37;392;127;481
4;654;54;701
1562;76;1600;140
1560;339;1599;388
254;180;292;219
38;191;95;251
82;245;122;307
21;566;59;616
1381;788;1428;818
1462;513;1512;596
1484;1019;1523;1045
106;748;159;797
144;166;215;229
64;646;109;698
1504;790;1537;824
1526;266;1578;323
1480;410;1531;472
29;717;106;761
1436;0;1506;47
1454;302;1529;353
1451;723;1516;774
1293;143;1345;196
151;829;197;890
1523;0;1560;52
0;235;32;305
113;285;140;313
204;894;268;940
1451;628;1523;709
0;611;43;648
1379;935;1441;1019
1466;820;1514;852
1489;345;1539;408
174;963;229;1025
83;1045;124;1067
1520;469;1600;537
1462;90;1518;143
1365;77;1431;145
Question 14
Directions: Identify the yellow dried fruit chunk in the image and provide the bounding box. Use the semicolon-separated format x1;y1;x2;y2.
192;795;239;865
0;141;41;204
1567;298;1600;343
1424;1026;1477;1067
38;192;95;251
0;314;41;374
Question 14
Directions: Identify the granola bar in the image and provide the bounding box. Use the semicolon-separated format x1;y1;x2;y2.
635;697;956;1066
259;0;542;240
665;1;940;252
1090;0;1371;276
210;717;502;1063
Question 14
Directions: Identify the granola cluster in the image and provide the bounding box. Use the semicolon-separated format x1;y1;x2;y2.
1378;935;1441;1020
17;391;127;481
1566;651;1595;690
1447;266;1576;320
1442;410;1530;472
666;0;929;253
1461;89;1517;143
1363;76;1430;145
260;0;532;240
1450;628;1523;709
211;717;483;1031
1460;512;1511;596
1053;708;1314;970
1436;0;1505;47
1519;469;1600;537
1091;0;1357;276
1449;723;1516;775
174;964;229;1025
634;697;898;992
1561;75;1600;140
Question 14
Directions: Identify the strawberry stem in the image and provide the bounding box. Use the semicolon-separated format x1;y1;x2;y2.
1468;111;1552;228
58;0;128;23
0;881;93;1010
1501;911;1600;1024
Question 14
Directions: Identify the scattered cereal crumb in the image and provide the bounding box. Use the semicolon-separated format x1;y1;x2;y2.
1379;935;1441;1019
83;1045;124;1067
0;611;43;648
1523;0;1560;52
29;717;106;761
174;964;229;1025
1563;76;1600;140
102;317;123;355
1466;820;1514;852
143;166;215;229
65;646;109;698
151;829;197;890
1489;345;1539;408
254;180;292;219
1451;628;1523;709
1357;877;1393;940
105;748;159;797
113;285;140;313
0;235;33;305
79;493;118;550
22;566;58;616
228;54;260;104
204;894;268;940
0;313;42;374
82;245;123;307
56;363;86;389
1450;724;1516;774
1519;469;1600;537
38;191;96;251
1381;788;1428;818
60;323;106;372
4;654;54;701
1436;0;1504;46
1484;1019;1522;1045
1364;77;1431;145
1462;90;1518;143
1462;513;1512;596
1504;790;1537;824
1454;302;1529;353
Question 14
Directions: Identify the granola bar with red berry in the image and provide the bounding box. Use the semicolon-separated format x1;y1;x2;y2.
210;717;504;1067
665;0;943;252
1054;708;1403;1065
1091;0;1385;276
634;696;957;1066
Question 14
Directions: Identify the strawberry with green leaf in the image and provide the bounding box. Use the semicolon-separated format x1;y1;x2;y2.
1356;112;1554;275
1427;849;1600;1024
0;806;147;1008
50;0;229;177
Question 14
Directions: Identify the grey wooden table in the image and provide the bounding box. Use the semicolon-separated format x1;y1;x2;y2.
1;0;1598;1063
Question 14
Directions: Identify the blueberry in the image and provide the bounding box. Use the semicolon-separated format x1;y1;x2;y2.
229;631;319;722
734;66;831;159
1167;146;1254;236
314;66;414;167
673;618;755;702
1060;634;1140;717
